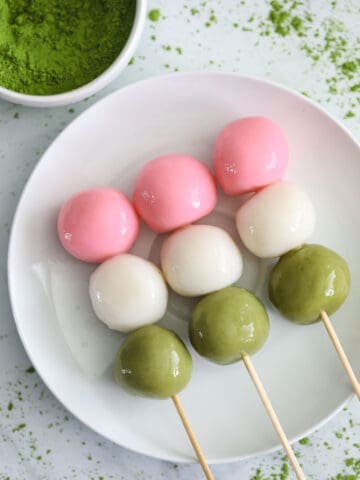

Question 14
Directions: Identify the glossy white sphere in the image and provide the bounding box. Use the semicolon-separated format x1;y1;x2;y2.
161;225;243;297
89;254;168;332
236;181;316;259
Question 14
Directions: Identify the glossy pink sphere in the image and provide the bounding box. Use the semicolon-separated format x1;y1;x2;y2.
214;117;289;195
133;154;217;233
58;188;139;263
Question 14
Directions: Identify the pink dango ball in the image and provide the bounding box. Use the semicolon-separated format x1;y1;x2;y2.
213;117;289;195
133;154;217;233
58;187;139;263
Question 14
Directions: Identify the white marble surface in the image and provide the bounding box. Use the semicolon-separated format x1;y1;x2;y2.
1;1;360;479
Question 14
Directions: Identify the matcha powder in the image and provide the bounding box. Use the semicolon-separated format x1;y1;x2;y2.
0;0;136;95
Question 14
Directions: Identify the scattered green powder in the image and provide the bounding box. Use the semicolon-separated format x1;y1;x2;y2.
331;458;360;479
341;61;359;78
12;423;26;432
299;437;310;445
250;469;266;480
162;45;172;51
344;110;355;118
350;84;360;92
249;463;290;480
0;0;135;95
291;16;303;32
205;10;218;28
330;475;357;480
243;1;360;105
191;8;199;15
268;0;307;37
25;366;35;374
7;401;13;411
281;463;289;477
68;108;75;114
148;8;160;22
336;432;344;439
176;47;183;55
13;112;19;119
345;458;359;469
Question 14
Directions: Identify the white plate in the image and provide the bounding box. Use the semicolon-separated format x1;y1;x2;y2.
8;73;360;464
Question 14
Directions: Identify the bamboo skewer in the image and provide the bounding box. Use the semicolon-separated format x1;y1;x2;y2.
242;355;306;480
320;310;360;400
171;394;215;480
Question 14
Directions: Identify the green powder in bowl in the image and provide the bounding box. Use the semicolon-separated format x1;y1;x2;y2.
0;0;136;96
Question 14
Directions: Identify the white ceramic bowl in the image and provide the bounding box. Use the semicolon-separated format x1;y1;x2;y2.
8;73;360;464
0;0;147;108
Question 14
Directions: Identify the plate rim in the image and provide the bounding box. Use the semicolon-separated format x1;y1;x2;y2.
7;71;360;465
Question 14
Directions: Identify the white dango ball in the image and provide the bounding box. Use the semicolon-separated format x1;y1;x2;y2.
89;254;168;333
161;225;243;297
236;181;316;259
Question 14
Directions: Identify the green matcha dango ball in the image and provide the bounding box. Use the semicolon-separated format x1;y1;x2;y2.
114;325;192;399
269;244;351;325
190;287;269;365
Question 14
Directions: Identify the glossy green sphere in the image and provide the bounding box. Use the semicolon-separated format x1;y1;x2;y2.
114;325;192;399
269;244;350;324
190;287;269;365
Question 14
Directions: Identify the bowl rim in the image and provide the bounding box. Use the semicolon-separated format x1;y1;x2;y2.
0;0;147;107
